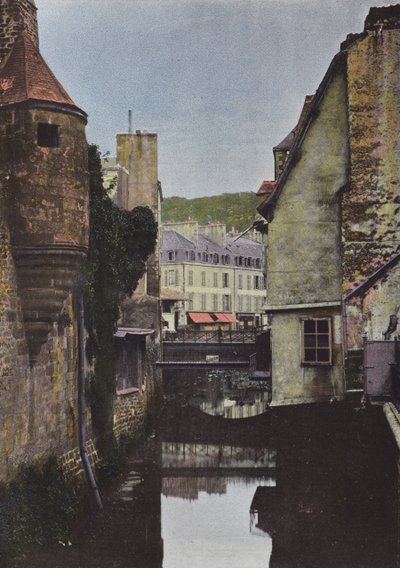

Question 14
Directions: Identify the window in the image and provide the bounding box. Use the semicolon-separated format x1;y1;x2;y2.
213;272;218;287
246;296;252;312
189;293;194;311
164;271;168;286
254;275;260;290
238;274;243;289
37;123;59;147
247;275;251;290
213;254;219;264
238;295;243;311
255;258;261;269
223;295;231;311
190;251;195;260
223;273;229;288
201;271;206;286
212;294;218;311
168;270;176;286
201;294;207;311
203;253;209;262
167;251;175;261
301;318;332;365
188;270;193;286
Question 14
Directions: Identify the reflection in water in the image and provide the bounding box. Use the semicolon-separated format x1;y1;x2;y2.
161;480;273;568
161;376;400;568
163;368;270;418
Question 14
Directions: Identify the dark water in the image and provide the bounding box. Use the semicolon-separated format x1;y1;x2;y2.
21;369;399;568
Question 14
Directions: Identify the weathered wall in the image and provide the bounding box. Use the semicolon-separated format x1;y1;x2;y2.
0;0;38;64
270;309;343;405
0;107;88;362
346;263;400;351
344;29;400;292
116;131;160;331
266;69;348;307
0;214;94;481
265;67;348;404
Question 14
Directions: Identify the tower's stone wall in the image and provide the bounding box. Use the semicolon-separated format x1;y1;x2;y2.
0;0;38;64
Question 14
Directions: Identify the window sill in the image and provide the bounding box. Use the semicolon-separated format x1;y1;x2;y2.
116;387;140;396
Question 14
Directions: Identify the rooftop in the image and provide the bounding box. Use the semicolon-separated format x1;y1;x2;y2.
0;31;85;118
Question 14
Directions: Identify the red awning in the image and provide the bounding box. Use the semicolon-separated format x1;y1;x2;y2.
214;313;239;323
188;312;215;324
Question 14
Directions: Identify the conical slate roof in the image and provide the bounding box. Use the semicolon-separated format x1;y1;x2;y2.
0;31;85;116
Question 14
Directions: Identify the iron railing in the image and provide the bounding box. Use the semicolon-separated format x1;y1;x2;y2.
163;328;256;344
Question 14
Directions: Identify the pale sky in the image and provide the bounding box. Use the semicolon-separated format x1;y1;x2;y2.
35;0;394;198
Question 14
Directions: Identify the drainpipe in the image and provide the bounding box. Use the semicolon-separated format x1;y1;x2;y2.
76;282;103;511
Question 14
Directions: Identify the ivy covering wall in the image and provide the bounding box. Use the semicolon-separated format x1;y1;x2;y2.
84;145;157;453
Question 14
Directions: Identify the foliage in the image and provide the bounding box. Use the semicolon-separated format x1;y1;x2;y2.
83;145;157;452
162;192;260;232
0;457;85;567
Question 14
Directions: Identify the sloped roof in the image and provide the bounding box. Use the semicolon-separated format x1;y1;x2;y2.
273;129;295;151
0;31;86;118
258;52;345;219
256;180;276;197
345;252;400;301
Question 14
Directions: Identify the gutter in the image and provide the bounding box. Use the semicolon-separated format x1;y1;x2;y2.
76;281;103;511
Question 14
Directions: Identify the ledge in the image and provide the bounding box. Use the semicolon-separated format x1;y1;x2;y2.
383;403;400;450
116;387;140;397
263;301;341;312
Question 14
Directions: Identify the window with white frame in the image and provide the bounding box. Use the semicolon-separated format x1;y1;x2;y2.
223;273;229;287
188;270;193;286
201;294;207;311
301;318;332;365
238;274;243;289
201;271;206;286
213;272;218;287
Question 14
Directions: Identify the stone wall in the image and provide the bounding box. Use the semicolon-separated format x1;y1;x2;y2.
0;0;38;64
0;210;91;481
343;27;400;292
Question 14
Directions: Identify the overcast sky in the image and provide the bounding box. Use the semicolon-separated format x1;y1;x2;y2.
35;0;394;198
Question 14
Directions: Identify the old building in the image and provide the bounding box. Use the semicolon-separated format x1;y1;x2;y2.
111;129;162;436
258;5;400;406
0;0;94;479
161;221;266;330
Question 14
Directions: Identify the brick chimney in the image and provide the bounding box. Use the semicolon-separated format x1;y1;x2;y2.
0;0;38;64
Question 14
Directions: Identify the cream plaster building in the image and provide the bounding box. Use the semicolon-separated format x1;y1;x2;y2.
161;222;266;330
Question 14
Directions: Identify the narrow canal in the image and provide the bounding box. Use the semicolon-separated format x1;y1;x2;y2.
21;369;399;567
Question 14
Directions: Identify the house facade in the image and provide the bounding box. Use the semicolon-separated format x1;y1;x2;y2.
258;5;400;406
161;221;266;330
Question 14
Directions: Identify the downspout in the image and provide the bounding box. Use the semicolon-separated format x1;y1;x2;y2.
76;282;103;511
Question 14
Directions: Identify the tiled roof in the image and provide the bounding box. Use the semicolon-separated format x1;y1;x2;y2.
256;180;276;197
274;129;295;150
162;227;264;266
0;31;84;114
163;229;195;250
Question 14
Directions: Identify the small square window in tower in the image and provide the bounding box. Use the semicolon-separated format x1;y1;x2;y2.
37;123;59;147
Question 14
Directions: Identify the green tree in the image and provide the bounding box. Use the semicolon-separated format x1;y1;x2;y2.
84;145;157;454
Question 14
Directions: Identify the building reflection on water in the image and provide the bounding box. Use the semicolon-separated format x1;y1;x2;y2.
160;370;400;568
163;368;270;418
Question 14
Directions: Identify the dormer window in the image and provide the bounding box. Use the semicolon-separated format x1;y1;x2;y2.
37;123;59;147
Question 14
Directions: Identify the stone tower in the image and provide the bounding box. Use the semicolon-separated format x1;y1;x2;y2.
0;0;38;62
0;4;89;363
116;130;161;335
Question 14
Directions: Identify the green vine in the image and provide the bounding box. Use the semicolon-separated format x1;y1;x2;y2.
84;145;157;454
